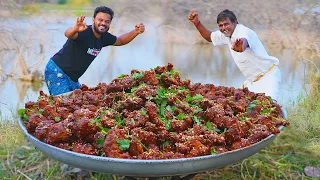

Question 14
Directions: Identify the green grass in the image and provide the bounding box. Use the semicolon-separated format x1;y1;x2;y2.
14;0;113;16
0;121;25;150
21;3;93;16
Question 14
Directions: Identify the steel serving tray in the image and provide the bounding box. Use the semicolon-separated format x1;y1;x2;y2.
18;107;288;177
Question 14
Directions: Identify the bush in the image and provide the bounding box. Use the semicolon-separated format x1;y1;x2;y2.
58;0;67;5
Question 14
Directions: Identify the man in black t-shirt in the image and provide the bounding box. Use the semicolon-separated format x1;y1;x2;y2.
44;6;145;95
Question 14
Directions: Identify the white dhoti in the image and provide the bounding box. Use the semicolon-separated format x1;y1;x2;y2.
242;66;281;101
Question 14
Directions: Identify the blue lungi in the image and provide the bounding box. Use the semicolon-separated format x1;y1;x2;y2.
44;59;81;96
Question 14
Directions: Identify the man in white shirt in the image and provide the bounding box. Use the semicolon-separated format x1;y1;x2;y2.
188;9;281;101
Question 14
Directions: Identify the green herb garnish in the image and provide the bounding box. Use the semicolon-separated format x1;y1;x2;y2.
116;139;130;151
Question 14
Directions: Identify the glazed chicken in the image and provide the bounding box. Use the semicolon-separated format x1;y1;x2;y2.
21;63;289;159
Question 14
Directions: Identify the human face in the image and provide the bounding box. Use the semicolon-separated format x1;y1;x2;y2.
92;12;112;35
218;18;237;38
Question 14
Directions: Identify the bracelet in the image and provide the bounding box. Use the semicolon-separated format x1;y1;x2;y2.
194;21;201;27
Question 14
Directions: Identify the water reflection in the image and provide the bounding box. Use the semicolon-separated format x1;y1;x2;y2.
0;17;309;120
0;78;45;120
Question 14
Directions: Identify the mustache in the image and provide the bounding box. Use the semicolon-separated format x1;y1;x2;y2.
94;23;108;34
98;24;107;28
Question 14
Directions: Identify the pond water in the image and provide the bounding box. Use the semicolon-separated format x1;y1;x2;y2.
0;16;309;121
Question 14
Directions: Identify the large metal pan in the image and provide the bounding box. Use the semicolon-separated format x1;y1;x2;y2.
18;107;287;177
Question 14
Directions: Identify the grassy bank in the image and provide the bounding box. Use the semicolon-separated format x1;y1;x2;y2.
1;75;319;179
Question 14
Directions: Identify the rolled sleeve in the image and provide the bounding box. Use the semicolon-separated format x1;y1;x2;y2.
211;31;228;46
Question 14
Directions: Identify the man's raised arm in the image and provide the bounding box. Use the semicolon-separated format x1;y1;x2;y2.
65;15;88;40
188;10;212;42
113;23;145;46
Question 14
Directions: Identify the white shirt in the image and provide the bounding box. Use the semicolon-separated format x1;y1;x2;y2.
210;24;279;81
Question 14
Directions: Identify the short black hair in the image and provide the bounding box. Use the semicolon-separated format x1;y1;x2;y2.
217;9;237;24
93;6;114;20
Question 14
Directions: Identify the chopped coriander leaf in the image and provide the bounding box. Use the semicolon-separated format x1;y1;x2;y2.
141;108;147;116
91;116;101;124
108;108;115;112
166;105;173;113
131;118;135;125
240;116;249;121
193;94;204;101
36;109;43;114
260;107;276;115
100;111;106;117
116;139;130;151
247;103;257;113
160;117;171;130
38;108;44;114
100;127;110;135
131;72;144;80
253;100;260;104
118;74;125;78
186;94;192;102
163;141;169;147
176;113;185;120
159;101;167;117
206;121;213;131
48;96;54;105
193;107;203;114
131;87;138;93
192;116;201;125
156;88;166;98
96;137;105;148
186;94;203;103
115;115;124;126
210;147;217;155
54;116;61;122
214;128;221;133
18;109;29;122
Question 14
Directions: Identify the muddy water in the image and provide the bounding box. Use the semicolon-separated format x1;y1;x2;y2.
0;16;308;120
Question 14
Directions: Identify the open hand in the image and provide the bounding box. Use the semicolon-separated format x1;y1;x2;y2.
74;15;87;33
135;23;145;34
232;38;248;52
188;10;200;24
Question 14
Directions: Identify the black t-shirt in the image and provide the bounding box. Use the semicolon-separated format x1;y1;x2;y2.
52;25;117;81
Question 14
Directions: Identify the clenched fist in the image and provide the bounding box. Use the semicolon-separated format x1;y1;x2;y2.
188;10;200;24
135;23;145;34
